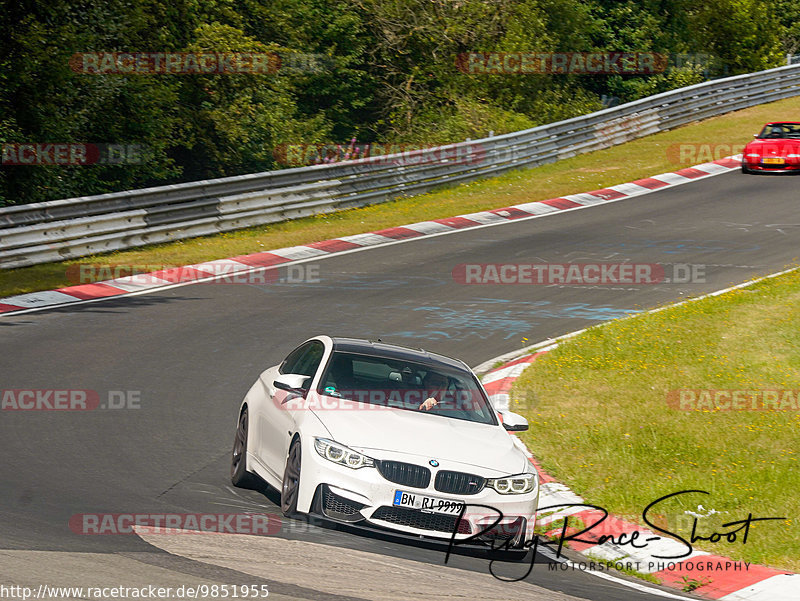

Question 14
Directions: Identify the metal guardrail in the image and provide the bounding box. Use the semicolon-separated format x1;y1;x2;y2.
2;64;800;269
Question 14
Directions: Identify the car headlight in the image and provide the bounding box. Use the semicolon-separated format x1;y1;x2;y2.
487;472;537;495
314;438;375;469
746;153;760;157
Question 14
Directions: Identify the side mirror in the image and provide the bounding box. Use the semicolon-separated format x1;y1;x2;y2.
274;374;310;394
753;134;758;138
500;410;529;432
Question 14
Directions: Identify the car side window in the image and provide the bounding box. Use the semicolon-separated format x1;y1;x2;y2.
280;341;324;377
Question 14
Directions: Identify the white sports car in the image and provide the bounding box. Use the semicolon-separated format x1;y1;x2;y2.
231;336;539;547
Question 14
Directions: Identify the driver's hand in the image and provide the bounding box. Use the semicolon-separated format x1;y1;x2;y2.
419;397;438;411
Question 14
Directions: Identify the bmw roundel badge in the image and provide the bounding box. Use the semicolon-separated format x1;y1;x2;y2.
429;459;439;467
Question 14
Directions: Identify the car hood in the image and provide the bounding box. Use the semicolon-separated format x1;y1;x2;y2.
311;400;527;475
745;139;800;155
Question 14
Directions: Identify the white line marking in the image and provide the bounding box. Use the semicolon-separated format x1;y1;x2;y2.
402;221;459;234
512;202;561;214
190;259;252;272
651;173;691;184
563;192;609;205
0;290;82;308
458;211;510;225
337;232;396;246
103;275;174;292
719;574;800;601
269;246;329;260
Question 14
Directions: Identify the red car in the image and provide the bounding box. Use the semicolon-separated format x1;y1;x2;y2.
741;122;800;173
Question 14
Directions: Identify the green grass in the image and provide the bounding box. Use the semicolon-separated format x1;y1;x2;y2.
2;95;800;298
679;575;713;593
513;268;800;572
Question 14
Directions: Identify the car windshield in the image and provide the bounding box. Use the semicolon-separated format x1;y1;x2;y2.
317;351;497;425
757;123;800;139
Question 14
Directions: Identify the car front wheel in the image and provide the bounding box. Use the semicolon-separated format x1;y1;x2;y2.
281;439;302;516
231;407;258;488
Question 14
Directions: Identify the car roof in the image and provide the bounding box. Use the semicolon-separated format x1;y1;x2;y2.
329;337;468;371
765;121;800;125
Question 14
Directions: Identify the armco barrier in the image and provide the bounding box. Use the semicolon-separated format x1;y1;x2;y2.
1;64;799;268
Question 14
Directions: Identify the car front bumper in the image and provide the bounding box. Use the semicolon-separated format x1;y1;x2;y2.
743;157;800;172
301;442;539;546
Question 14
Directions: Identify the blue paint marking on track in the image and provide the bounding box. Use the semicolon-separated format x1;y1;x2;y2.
384;299;639;341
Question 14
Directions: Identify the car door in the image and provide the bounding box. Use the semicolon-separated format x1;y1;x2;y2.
258;340;325;476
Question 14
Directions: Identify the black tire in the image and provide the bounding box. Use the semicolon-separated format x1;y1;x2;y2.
281;439;302;516
741;164;750;174
231;407;258;488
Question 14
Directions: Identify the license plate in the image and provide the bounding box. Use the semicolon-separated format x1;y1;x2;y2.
763;157;785;164
393;490;464;514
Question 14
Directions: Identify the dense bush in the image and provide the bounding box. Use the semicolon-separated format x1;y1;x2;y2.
0;0;794;205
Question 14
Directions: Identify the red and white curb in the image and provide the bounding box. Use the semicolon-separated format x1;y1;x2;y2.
480;347;798;600
0;157;742;316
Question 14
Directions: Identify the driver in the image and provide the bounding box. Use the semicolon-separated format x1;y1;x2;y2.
419;371;448;411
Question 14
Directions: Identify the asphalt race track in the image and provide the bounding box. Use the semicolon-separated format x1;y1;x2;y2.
2;170;799;600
